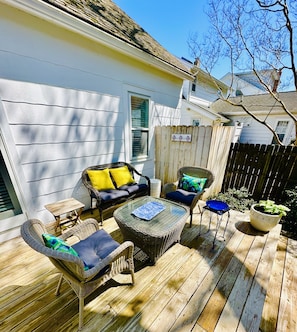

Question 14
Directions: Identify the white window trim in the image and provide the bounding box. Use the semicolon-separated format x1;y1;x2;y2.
129;92;151;161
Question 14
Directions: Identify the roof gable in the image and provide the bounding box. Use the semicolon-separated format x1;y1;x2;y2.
41;0;191;77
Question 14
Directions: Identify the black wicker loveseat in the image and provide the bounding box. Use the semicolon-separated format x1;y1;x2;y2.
82;162;150;224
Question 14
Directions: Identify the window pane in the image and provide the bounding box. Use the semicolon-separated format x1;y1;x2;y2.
0;151;22;219
0;172;14;213
131;96;148;128
131;95;149;158
132;130;148;158
272;120;289;143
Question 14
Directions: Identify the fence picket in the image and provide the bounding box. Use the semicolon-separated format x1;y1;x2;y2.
223;143;297;201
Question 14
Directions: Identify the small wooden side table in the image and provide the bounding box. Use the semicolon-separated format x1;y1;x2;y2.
45;198;85;232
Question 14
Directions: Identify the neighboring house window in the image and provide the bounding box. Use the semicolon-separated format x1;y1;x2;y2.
192;83;196;92
272;120;289;144
131;95;149;159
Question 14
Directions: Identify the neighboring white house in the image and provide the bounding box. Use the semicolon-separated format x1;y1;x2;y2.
178;57;230;126
220;70;279;96
0;0;194;242
212;92;297;145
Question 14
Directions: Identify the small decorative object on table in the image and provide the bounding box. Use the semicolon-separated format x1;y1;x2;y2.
131;201;165;220
199;199;230;248
250;199;290;232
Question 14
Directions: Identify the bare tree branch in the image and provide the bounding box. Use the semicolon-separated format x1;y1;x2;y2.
188;0;297;145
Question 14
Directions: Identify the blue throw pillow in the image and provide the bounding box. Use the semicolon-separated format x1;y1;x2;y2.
42;233;79;257
179;174;207;193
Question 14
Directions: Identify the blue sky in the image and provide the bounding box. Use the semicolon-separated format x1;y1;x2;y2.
113;0;227;78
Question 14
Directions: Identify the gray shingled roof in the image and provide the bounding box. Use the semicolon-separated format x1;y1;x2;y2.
212;91;297;114
42;0;191;76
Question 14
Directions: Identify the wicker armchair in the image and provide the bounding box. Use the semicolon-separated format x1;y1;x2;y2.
21;218;135;330
163;166;214;227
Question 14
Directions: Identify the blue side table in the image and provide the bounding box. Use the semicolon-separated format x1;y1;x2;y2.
199;200;230;248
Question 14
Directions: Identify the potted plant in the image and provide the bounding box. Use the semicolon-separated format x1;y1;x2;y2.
250;199;290;232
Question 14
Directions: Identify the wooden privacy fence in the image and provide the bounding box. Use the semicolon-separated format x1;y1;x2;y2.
155;125;235;197
222;143;297;201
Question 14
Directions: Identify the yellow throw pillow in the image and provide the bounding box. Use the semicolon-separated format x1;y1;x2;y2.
109;166;135;188
87;169;115;190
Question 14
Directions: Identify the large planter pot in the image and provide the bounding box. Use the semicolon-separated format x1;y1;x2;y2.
250;204;281;232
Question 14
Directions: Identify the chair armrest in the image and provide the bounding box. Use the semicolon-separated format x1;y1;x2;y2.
81;170;103;204
128;163;150;184
60;218;99;241
163;181;178;195
83;240;134;282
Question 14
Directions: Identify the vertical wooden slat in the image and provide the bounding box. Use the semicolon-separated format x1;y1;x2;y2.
207;126;234;196
155;125;231;194
222;143;297;201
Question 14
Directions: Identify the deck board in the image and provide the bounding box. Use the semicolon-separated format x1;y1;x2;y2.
0;206;295;331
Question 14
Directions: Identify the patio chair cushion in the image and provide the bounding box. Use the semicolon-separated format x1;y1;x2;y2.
72;229;120;270
98;189;130;203
109;165;135;188
166;189;196;206
179;174;207;193
87;169;115;190
42;233;79;257
119;183;148;195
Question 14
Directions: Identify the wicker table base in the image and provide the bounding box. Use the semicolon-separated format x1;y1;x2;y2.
113;196;189;264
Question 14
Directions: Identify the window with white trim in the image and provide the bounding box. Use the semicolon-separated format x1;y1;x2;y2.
272;120;289;144
130;95;149;159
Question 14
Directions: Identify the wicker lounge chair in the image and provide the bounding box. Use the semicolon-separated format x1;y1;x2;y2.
21;218;135;330
163;166;214;227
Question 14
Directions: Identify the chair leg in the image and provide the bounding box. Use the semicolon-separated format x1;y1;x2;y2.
78;297;84;331
98;207;103;226
189;213;193;227
55;273;63;296
131;269;135;285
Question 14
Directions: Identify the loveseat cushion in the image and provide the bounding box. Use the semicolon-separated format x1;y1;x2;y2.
166;189;196;206
120;183;148;195
72;229;120;270
98;189;129;203
87;169;115;190
109;165;135;188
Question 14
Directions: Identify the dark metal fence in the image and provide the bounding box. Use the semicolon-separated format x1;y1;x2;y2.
222;143;297;201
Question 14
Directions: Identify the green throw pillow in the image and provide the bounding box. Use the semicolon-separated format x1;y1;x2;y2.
42;233;79;257
179;174;207;193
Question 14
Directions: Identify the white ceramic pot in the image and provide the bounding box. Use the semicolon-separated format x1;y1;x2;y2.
250;204;281;232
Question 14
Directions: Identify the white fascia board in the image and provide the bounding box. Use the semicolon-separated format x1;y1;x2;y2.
3;0;193;80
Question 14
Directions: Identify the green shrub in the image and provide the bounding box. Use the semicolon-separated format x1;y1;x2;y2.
209;187;255;213
281;186;297;238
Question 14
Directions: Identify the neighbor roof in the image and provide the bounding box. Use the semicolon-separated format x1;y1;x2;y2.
39;0;192;78
212;91;297;115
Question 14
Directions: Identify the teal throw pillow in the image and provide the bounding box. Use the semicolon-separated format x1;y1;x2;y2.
179;174;207;193
42;233;79;257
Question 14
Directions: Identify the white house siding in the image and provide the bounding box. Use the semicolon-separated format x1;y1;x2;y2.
220;73;266;96
0;3;184;241
227;115;295;145
190;80;220;103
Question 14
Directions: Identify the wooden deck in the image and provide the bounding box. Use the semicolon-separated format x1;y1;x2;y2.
0;205;296;331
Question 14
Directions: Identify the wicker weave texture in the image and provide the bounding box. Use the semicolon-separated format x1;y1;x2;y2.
114;197;189;264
